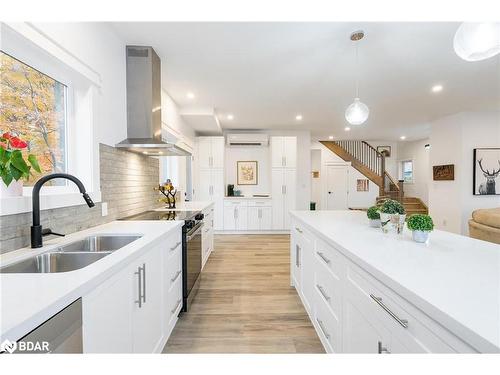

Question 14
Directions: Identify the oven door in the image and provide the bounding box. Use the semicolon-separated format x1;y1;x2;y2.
184;222;203;306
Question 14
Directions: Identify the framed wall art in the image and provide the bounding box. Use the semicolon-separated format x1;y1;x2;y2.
473;148;500;195
237;161;258;185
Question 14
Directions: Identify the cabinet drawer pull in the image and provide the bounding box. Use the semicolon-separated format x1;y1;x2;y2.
316;251;331;264
370;294;408;329
295;244;301;267
170;241;181;252
316;284;331;301
142;263;146;304
316;318;330;340
378;341;391;354
295;227;303;233
134;266;142;308
171;299;182;314
171;270;182;283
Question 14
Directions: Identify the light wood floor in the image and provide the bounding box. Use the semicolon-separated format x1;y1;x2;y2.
163;234;324;353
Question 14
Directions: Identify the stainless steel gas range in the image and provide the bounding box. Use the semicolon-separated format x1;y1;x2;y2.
120;210;204;312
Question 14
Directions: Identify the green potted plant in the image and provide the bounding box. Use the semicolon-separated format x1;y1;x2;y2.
0;132;41;197
379;199;406;233
407;214;434;243
367;206;381;228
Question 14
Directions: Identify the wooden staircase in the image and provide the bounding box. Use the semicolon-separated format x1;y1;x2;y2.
320;140;428;215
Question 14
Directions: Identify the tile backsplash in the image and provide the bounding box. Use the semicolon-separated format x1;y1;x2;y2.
0;144;160;254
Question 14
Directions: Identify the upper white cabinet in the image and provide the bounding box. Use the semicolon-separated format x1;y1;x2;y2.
271;136;297;168
198;136;224;169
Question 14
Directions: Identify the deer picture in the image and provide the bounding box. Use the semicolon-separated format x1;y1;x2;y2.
477;158;500;195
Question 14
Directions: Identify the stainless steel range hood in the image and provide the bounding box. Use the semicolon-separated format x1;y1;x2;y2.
116;46;191;156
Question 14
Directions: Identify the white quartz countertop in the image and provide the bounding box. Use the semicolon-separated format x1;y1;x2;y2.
224;196;271;199
0;220;182;342
154;201;214;212
290;210;500;352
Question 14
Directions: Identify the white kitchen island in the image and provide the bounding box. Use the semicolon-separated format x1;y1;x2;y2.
290;210;500;353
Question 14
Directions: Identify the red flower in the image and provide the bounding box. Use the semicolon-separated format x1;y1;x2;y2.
9;136;28;149
2;132;12;140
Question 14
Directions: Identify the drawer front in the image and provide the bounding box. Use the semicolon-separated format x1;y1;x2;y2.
166;248;182;293
247;199;272;207
314;238;343;280
315;290;341;353
292;221;314;244
315;260;342;318
166;231;182;259
167;275;183;327
345;263;456;353
224;200;248;207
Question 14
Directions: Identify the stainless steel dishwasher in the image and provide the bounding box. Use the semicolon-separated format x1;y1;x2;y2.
14;298;82;354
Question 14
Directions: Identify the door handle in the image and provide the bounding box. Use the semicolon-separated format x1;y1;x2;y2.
316;251;331;264
282;156;285;166
170;241;181;252
295;244;300;267
378;341;391;354
370;294;408;328
328;191;332;194
135;266;142;308
141;263;146;304
316;318;330;340
283;185;287;194
316;284;331;301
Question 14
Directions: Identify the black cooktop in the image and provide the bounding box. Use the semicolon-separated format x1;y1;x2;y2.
120;210;200;221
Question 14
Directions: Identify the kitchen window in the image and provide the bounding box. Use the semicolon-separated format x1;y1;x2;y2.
1;51;68;185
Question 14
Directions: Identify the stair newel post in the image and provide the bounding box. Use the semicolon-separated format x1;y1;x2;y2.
379;154;386;196
398;180;404;203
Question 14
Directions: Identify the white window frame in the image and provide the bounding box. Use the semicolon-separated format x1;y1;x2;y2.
0;23;102;216
399;159;415;184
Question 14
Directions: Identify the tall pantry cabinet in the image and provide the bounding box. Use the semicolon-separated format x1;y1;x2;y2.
194;137;224;230
271;136;297;230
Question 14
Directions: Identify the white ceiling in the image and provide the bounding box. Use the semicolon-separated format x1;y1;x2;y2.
111;22;500;141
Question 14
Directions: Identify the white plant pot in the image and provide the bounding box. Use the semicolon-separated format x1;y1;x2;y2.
380;213;405;234
412;230;430;243
0;179;23;198
369;218;381;228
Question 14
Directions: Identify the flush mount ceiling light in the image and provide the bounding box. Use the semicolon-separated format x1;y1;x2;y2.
344;127;351;132
186;92;195;99
227;114;234;120
400;136;406;140
328;135;334;140
345;30;369;126
431;84;443;93
454;22;500;62
295;114;303;121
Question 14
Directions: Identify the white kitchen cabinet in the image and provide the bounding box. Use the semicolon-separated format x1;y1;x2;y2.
271;136;297;168
197;168;224;230
197;136;224;169
223;201;248;230
247;206;272;230
271;168;296;230
83;230;183;353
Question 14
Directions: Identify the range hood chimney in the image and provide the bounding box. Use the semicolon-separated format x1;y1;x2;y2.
116;46;190;156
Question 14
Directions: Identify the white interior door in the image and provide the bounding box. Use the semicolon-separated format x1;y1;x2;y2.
326;165;348;210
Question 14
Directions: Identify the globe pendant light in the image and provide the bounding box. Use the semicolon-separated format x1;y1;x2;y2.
345;30;369;125
454;22;500;62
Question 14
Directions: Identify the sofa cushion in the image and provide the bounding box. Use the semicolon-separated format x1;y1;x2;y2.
472;208;500;229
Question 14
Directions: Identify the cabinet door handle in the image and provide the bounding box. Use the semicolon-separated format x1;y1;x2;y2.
171;299;182;314
135;266;142;308
295;227;303;233
370;294;408;329
316;318;330;340
142;263;146;304
170;241;181;252
295;244;301;267
316;284;331;301
283;156;286;166
283;185;287;194
171;270;182;283
316;251;331;264
378;341;391;354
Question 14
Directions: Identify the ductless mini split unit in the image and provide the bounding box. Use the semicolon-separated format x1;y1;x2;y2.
226;133;269;147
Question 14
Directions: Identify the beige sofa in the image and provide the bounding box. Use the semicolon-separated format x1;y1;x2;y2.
469;208;500;245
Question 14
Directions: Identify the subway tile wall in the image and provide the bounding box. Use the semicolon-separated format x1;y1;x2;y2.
0;144;161;254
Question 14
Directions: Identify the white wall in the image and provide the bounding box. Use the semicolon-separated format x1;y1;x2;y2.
225;146;270;196
428;111;500;235
397;138;431;205
367;140;399;179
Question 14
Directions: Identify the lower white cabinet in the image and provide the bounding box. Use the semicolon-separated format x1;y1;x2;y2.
223;199;272;231
82;229;183;353
247;206;272;230
201;205;215;269
290;218;474;354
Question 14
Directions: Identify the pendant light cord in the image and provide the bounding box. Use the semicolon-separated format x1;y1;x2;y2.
355;40;359;98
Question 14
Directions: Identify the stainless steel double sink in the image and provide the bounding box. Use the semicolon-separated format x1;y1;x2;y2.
0;235;142;274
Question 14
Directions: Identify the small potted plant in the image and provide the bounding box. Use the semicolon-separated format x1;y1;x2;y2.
367;206;381;228
0;132;41;197
407;214;434;243
379;199;406;233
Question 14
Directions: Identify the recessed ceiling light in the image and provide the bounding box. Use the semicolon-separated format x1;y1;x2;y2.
344;127;351;132
227;114;234;120
400;136;406;140
431;85;443;93
328;135;334;140
186;92;195;99
295;114;303;121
